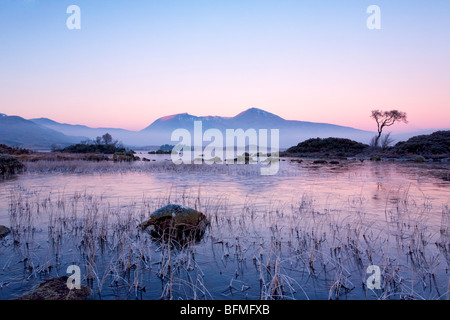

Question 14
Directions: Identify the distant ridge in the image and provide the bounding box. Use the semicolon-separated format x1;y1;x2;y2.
23;108;376;147
0;115;83;148
4;107;445;148
140;107;375;147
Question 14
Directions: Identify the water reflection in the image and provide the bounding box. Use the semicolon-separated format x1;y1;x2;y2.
1;160;448;226
0;159;449;300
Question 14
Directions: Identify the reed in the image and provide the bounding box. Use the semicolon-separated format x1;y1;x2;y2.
0;181;448;300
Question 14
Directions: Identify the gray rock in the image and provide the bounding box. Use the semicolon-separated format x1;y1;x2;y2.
139;204;209;241
12;277;91;300
0;225;10;238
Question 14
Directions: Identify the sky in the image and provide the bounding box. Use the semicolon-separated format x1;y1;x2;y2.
0;0;449;132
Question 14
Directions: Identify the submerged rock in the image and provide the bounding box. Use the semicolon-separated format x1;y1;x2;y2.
13;277;91;300
139;204;209;241
0;225;10;238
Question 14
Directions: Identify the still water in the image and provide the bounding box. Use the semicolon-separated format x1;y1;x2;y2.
0;159;449;300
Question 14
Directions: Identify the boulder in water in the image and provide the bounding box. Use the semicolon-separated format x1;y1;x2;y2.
139;204;209;241
12;277;91;300
0;225;10;238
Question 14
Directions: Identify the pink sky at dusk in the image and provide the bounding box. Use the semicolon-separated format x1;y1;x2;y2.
1;1;449;133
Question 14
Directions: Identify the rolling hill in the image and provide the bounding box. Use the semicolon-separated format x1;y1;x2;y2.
0;115;83;148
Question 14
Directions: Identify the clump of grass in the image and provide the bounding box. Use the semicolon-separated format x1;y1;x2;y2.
0;154;24;178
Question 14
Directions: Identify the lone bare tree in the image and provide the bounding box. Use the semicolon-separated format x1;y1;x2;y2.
370;109;408;148
102;133;113;145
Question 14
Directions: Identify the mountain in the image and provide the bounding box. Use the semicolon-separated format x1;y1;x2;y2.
142;108;284;132
2;108;446;149
30;118;143;146
230;108;285;127
0;115;83;148
30;107;377;148
141;108;375;147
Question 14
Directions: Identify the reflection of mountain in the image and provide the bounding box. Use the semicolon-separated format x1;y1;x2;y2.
0;115;83;147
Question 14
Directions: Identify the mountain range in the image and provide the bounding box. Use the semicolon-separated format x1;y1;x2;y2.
0;115;82;148
0;108;444;149
140;108;375;147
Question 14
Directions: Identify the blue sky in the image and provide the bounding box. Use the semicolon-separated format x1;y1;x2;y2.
0;0;449;131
